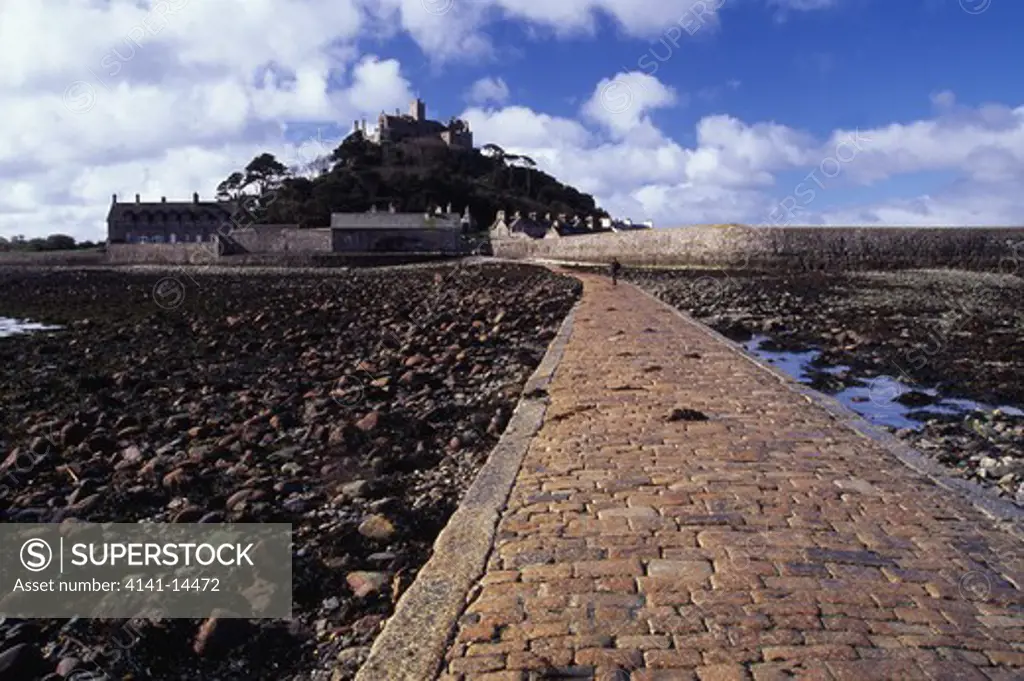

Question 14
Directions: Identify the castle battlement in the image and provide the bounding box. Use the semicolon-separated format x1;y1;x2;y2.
353;98;473;151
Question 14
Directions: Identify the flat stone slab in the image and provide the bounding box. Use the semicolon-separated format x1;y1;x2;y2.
438;273;1024;680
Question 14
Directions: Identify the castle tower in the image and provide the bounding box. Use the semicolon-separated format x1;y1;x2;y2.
410;98;425;121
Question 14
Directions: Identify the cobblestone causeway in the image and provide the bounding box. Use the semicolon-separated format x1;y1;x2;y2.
439;274;1024;681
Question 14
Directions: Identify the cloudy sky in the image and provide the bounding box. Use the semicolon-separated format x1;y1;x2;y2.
2;0;1022;241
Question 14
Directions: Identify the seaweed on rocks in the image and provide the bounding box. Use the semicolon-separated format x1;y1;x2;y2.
0;263;581;680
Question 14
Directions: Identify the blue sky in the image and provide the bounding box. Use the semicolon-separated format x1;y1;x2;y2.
3;0;1023;240
382;1;1023;129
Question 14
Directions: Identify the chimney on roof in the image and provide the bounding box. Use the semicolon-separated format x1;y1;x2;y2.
135;194;141;203
161;196;167;203
112;194;117;204
193;192;199;204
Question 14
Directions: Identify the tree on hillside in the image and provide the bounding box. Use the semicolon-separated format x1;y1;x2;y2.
216;171;247;201
509;154;536;168
506;154;538;195
215;136;605;228
481;143;506;163
244;153;289;195
330;133;378;169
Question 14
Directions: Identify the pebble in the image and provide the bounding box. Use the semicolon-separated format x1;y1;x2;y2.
358;514;395;540
346;572;390;598
0;643;46;678
0;263;582;678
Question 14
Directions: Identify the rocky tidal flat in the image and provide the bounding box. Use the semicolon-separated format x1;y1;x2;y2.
0;264;581;680
625;268;1024;506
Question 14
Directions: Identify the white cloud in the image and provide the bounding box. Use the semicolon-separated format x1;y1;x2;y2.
0;0;1021;242
465;77;510;105
0;0;414;240
464;77;1024;227
820;180;1024;226
825;104;1024;185
931;90;956;110
582;72;679;137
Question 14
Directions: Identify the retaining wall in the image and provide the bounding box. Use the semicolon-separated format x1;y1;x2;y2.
494;226;1024;271
217;252;462;267
0;250;107;266
106;243;220;264
228;227;333;253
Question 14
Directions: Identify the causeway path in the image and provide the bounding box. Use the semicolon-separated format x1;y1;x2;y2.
438;273;1023;681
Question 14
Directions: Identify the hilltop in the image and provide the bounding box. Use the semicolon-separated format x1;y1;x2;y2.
216;133;607;229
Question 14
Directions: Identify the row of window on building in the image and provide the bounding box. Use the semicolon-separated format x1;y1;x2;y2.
124;233;216;244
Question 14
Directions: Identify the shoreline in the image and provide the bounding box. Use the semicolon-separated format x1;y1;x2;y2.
0;262;581;680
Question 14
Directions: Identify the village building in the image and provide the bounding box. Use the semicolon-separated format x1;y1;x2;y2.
106;193;235;243
489;210;550;240
489;210;649;240
352;98;473;150
330;203;474;253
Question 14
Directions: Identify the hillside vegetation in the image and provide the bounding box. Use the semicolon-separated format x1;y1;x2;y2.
215;134;606;229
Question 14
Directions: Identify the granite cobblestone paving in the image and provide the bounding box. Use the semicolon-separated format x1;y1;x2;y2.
440;274;1023;681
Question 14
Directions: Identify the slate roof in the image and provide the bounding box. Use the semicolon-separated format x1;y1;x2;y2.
107;200;236;223
330;212;462;230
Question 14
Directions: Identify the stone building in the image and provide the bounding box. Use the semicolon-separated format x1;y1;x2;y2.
489;210;652;240
330;203;473;253
490;210;597;239
489;210;550;239
106;193;234;243
354;98;473;150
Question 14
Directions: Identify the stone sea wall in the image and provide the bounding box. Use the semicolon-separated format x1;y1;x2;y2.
493;226;1024;272
0;245;464;269
106;243;218;264
0;250;108;266
216;252;460;267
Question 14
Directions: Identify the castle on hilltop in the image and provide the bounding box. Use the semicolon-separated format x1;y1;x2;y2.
351;98;473;151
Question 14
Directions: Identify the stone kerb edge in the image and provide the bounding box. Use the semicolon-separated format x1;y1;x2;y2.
353;297;579;681
628;282;1024;545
